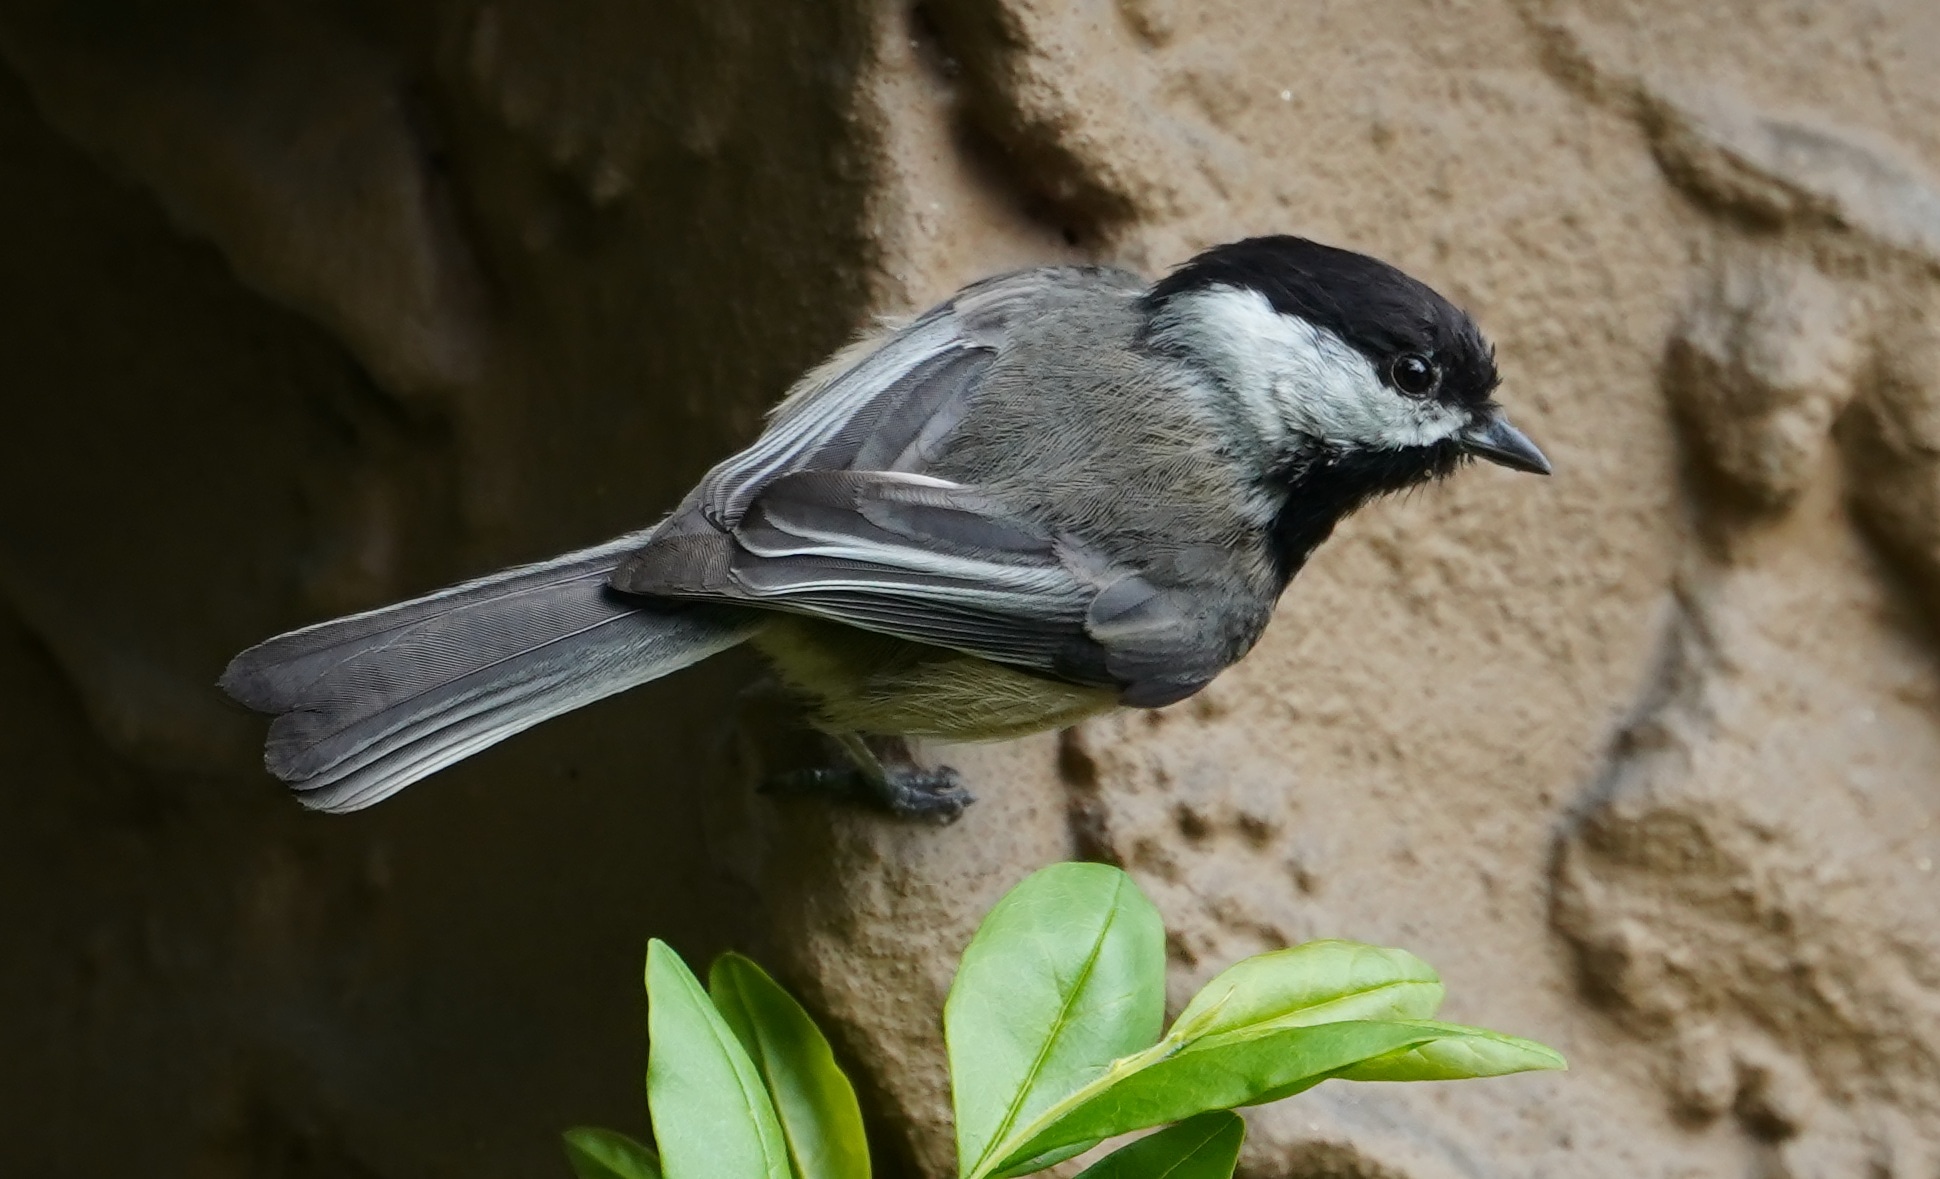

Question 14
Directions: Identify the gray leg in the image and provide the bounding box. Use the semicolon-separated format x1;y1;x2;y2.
765;733;974;822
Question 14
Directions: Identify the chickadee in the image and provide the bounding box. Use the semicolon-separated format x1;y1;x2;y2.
222;235;1549;818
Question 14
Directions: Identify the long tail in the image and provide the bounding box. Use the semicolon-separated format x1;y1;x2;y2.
220;532;760;813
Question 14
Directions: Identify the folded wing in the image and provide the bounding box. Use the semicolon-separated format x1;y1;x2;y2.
615;471;1221;706
614;265;1230;707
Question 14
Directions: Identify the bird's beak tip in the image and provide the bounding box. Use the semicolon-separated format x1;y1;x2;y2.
1461;414;1551;476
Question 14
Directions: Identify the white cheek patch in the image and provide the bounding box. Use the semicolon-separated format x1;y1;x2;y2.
1156;286;1469;451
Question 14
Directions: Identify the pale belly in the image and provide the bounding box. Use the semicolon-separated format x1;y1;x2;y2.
751;615;1120;741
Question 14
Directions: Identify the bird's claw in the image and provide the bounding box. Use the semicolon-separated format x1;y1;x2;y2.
876;766;975;823
761;763;974;823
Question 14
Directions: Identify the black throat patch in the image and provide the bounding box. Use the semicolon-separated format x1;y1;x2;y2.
1268;440;1468;586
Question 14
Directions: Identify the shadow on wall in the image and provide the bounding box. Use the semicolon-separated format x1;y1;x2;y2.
0;1;877;1175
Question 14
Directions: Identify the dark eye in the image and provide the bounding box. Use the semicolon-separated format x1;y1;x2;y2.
1390;353;1439;396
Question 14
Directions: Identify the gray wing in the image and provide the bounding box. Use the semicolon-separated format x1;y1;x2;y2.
615;469;1224;706
614;264;1231;705
679;266;1143;529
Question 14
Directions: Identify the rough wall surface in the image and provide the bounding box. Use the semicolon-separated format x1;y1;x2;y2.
1;2;1936;1177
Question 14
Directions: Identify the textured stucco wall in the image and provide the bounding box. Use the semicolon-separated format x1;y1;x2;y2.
3;2;1938;1177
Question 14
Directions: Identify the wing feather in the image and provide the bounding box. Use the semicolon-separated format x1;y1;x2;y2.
606;265;1223;702
686;267;1133;528
617;471;1102;673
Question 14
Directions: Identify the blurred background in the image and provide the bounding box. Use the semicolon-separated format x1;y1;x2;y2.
3;1;1938;1176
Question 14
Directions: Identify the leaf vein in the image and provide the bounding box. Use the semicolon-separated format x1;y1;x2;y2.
971;879;1126;1178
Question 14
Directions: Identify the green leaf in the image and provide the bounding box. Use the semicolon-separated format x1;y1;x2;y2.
947;864;1166;1179
991;1021;1441;1172
990;1141;1100;1179
645;940;792;1179
1072;1111;1245;1179
563;1127;663;1179
1168;941;1444;1041
710;953;872;1179
1332;1021;1567;1081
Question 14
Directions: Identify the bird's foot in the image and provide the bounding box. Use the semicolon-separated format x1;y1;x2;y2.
871;764;975;822
762;758;974;823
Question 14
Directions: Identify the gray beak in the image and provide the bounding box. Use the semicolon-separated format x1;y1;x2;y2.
1460;413;1551;475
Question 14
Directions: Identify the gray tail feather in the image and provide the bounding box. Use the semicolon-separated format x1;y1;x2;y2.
220;531;760;813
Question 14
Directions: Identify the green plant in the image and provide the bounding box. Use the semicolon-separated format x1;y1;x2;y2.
565;863;1564;1179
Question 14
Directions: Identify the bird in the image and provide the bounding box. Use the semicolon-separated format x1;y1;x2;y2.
221;235;1550;819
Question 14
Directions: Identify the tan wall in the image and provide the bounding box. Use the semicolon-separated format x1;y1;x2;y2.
2;2;1936;1176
